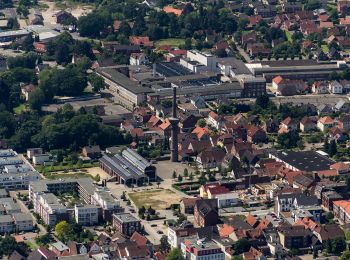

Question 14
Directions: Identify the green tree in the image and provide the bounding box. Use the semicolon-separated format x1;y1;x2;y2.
197;118;206;127
28;88;45;110
255;94;270;109
89;74;105;92
234;238;250;254
7;17;19;29
340;250;350;260
183;168;188;177
177;175;183;182
172;171;177;179
22;33;34;51
166;248;185;260
55;221;72;241
159;235;170;253
328;140;337;157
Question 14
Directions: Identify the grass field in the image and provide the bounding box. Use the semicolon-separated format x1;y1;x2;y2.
128;189;182;210
155;38;185;48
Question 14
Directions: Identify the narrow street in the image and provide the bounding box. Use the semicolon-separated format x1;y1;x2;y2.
9;191;47;236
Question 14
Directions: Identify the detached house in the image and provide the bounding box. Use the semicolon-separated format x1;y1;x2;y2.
196;148;226;170
208;111;224;130
338;114;350;130
328;81;343;94
317;116;334;131
279;117;298;133
246;125;267;143
334;100;350;113
312;81;329;94
300;117;316;132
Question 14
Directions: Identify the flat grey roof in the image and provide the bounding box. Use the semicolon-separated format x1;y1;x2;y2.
12;213;32;222
96;67;153;94
113;213;139;223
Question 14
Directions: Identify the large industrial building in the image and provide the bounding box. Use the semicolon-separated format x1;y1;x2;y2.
96;51;267;108
99;148;156;186
269;150;335;172
247;60;349;82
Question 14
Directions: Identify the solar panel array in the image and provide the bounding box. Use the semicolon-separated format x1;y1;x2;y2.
155;62;193;77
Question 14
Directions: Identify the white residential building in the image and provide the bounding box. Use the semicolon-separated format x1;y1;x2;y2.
215;193;239;208
328;81;343;94
0;215;14;233
12;213;33;232
181;238;224;260
74;205;99;226
32;154;51;165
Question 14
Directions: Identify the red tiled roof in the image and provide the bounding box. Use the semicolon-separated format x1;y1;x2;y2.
272;76;283;85
163;6;183;16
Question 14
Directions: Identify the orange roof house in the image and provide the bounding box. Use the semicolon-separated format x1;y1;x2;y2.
129;36;153;47
330;162;350;174
163;6;183;16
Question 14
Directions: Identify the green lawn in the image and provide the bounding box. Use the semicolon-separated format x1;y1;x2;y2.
155;38;185;48
321;45;329;53
36;162;99;173
13;104;28;114
25;241;39;250
285;31;292;43
44;172;93;180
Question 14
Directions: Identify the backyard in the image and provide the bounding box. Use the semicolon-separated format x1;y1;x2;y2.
155;38;185;48
128;189;182;210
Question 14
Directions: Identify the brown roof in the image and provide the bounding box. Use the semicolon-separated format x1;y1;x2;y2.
130;231;148;246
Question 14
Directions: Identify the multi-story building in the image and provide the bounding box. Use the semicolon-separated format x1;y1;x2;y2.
0;149;41;190
237;75;266;98
0;215;14;233
35;193;69;226
29;178;122;226
112;213;141;236
74;205;99;226
181;237;224;260
12;213;33;232
333;200;350;224
194;199;218;228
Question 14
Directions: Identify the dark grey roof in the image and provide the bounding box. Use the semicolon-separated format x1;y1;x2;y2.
270;150;334;171
294;194;319;206
99;153;148;181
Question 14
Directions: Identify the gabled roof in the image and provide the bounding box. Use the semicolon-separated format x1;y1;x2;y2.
272;75;283;85
318;116;334;124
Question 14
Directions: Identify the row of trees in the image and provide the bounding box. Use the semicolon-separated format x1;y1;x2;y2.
77;0;237;40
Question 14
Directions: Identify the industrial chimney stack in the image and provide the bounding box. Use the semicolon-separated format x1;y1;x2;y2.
169;86;179;162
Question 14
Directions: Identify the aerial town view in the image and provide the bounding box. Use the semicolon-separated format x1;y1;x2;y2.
4;0;350;259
